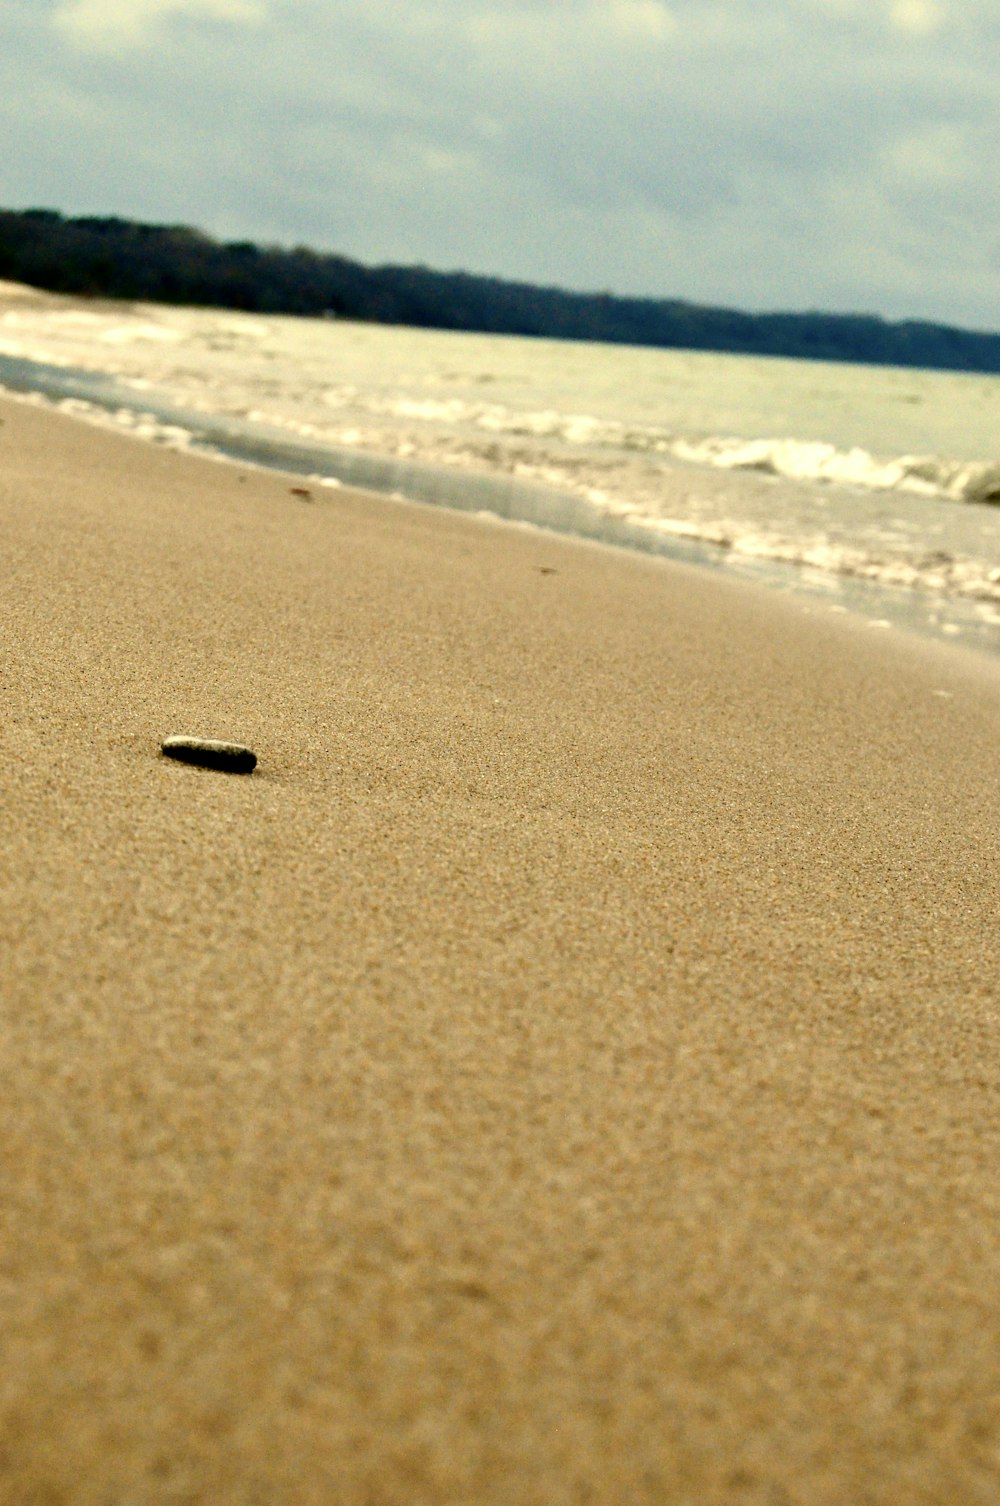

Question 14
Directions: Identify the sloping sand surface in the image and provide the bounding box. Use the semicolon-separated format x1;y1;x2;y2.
2;394;999;1505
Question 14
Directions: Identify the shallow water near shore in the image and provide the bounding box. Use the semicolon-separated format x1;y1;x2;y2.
2;285;998;657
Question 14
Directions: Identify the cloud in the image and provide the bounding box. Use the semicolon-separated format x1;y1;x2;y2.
51;0;266;53
604;1;676;40
888;0;944;35
884;122;971;188
799;0;948;36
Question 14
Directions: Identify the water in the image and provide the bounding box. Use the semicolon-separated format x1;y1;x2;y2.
2;279;999;655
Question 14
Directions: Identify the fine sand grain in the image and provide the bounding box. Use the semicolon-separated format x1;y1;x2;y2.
2;394;999;1505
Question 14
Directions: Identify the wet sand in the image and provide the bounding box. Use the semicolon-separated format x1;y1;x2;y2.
2;392;999;1505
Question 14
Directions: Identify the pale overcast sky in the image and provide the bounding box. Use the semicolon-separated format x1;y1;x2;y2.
1;0;997;330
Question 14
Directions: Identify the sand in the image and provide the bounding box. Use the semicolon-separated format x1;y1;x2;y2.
2;392;999;1506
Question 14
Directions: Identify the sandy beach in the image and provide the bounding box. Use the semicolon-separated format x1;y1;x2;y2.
2;391;999;1505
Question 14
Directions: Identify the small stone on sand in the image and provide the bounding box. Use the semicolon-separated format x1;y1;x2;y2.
161;737;257;774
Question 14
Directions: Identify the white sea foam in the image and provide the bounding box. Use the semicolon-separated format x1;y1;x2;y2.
671;434;1000;506
98;323;185;345
52;396;197;451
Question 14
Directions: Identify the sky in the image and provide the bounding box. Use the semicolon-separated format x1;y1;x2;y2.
1;0;997;332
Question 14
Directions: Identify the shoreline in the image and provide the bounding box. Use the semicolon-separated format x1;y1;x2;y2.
3;393;1000;1504
3;357;1000;662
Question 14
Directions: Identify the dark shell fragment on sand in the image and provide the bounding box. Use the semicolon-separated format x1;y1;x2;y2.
161;736;257;774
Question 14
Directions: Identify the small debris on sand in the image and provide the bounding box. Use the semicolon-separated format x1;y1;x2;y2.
161;737;257;774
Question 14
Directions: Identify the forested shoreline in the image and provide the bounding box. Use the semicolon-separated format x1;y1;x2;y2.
3;207;999;373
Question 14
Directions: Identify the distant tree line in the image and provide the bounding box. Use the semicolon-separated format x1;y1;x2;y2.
2;207;999;374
